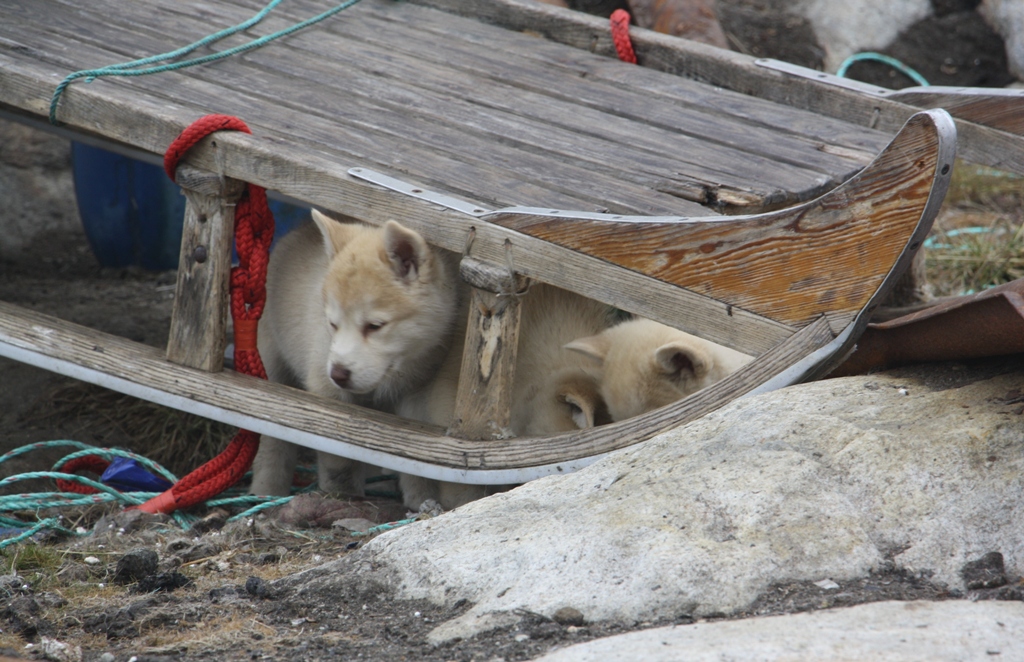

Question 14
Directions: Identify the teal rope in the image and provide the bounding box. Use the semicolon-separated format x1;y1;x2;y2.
0;519;64;550
836;52;930;87
350;517;419;537
50;448;179;485
0;440;98;467
0;440;415;545
49;0;365;125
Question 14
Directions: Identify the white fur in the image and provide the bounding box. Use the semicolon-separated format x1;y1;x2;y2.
250;211;461;497
396;284;616;510
566;318;753;422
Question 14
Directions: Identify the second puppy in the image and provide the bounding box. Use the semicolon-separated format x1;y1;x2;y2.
566;318;753;421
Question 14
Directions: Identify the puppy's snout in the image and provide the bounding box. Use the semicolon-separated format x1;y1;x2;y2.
330;365;352;389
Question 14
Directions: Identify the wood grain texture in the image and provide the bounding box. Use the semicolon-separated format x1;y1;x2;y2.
0;48;795;354
449;289;523;440
491;111;951;328
887;88;1024;136
166;165;244;372
408;0;1024;174
0;302;832;470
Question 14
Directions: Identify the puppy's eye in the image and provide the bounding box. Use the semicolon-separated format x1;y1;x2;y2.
364;321;386;335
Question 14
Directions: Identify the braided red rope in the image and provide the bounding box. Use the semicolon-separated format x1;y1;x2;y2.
610;9;637;64
133;114;273;514
55;456;111;494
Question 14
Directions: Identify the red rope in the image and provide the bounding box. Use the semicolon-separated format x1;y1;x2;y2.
610;9;637;64
55;456;111;494
134;114;273;514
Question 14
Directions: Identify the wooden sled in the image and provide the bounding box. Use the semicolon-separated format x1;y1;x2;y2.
0;108;956;484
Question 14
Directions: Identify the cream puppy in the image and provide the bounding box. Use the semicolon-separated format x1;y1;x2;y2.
566;318;753;421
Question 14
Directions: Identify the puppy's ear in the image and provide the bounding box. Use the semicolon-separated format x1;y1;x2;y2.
564;334;611;365
654;342;710;381
559;377;611;429
311;209;361;260
383;220;430;281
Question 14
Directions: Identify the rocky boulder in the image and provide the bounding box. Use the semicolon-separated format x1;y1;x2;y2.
279;358;1024;644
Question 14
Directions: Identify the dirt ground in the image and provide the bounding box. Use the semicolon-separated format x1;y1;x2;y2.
1;2;1022;661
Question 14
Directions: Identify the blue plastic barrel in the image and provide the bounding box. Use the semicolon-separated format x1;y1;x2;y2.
72;143;309;270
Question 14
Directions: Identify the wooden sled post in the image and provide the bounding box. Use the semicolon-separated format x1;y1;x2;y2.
166;164;244;372
448;255;530;440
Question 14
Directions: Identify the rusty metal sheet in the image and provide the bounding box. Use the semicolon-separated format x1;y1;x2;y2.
832;278;1024;376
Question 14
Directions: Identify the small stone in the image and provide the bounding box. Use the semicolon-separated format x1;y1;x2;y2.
83;556;101;565
962;552;1008;590
814;579;840;590
4;595;44;638
114;548;159;584
176;541;220;564
0;574;28;597
256;552;280;565
245;576;274;599
190;508;229;534
132;572;191;594
98;653;115;662
552;606;586;626
514;633;530;642
39;636;81;662
209;585;246;603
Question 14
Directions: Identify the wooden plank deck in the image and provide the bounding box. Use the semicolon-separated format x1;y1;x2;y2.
0;0;890;215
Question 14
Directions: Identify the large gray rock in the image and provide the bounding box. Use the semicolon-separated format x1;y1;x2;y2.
536;600;1024;661
280;360;1024;643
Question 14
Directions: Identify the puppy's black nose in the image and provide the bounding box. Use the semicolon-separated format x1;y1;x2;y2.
330;365;352;389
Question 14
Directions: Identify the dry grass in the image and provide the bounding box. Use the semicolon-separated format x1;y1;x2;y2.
925;162;1024;297
23;382;236;478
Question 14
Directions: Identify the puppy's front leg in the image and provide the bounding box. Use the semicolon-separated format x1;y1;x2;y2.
316;453;369;497
251;435;298;496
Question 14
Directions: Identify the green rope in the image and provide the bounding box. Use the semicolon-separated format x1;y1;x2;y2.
49;0;365;125
0;442;320;544
49;448;179;485
0;440;98;467
0;519;64;550
836;52;930;87
350;517;420;537
0;440;415;546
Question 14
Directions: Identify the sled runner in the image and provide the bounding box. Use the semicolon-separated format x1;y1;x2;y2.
0;0;1012;487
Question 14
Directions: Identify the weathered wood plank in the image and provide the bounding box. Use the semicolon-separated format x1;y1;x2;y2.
26;0;870;210
449;288;523;440
166;165;245;372
0;301;832;472
0;57;798;354
887;88;1024;136
491;110;953;327
449;257;531;440
3;3;697;215
176;0;860;203
217;0;891;156
409;0;1024;174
